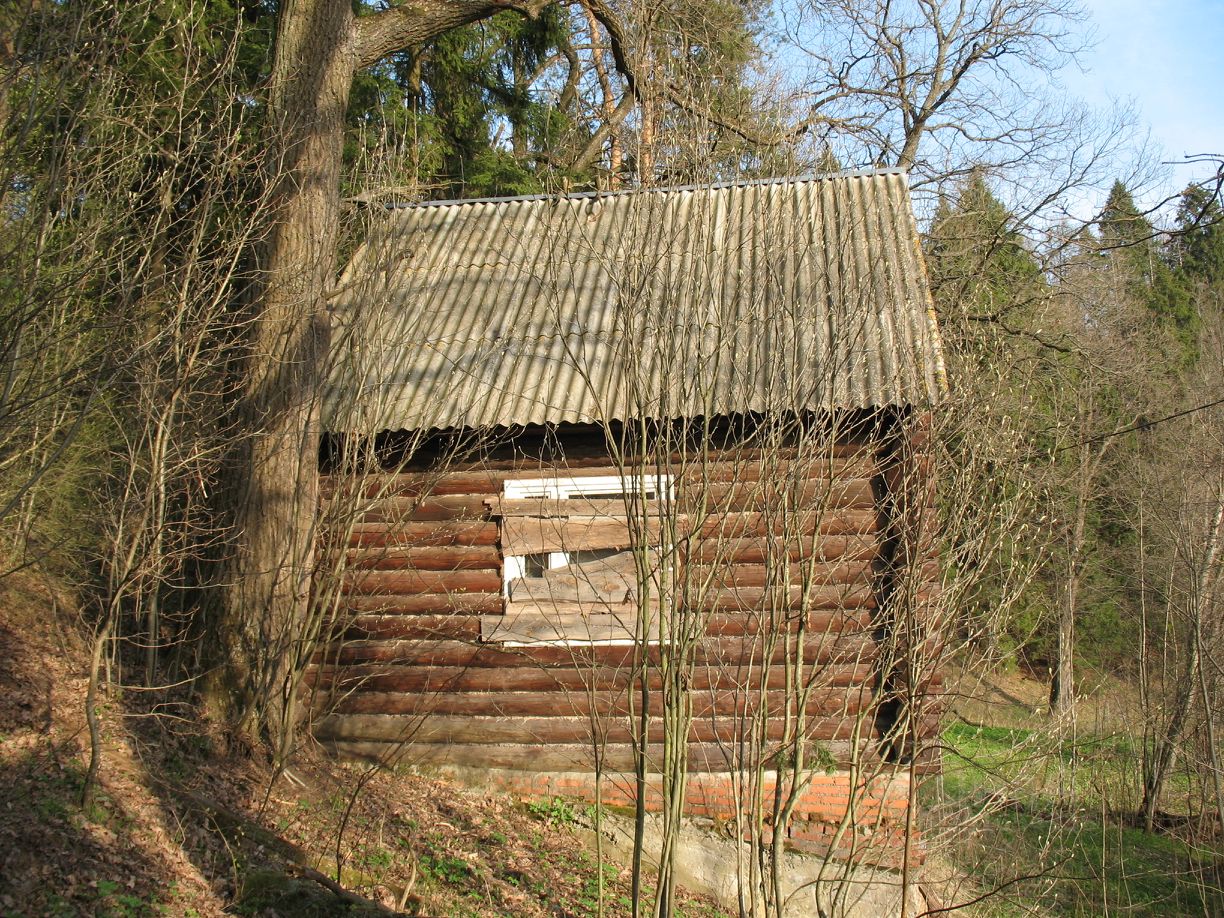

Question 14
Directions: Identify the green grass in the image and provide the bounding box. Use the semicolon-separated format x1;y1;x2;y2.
935;722;1223;917
941;722;1189;813
957;805;1221;917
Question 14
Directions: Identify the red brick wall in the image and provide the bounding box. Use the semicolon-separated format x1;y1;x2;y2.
444;767;920;871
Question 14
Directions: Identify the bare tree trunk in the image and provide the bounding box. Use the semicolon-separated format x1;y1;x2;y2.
1049;552;1080;718
1140;496;1224;830
1195;617;1224;834
1050;436;1110;719
0;0;33;133
82;615;114;811
582;4;625;185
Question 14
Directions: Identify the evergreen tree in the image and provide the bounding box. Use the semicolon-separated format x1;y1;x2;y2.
629;0;767;182
341;3;769;199
343;9;579;199
1098;180;1198;357
1172;182;1224;287
925;168;1044;335
922;171;1051;664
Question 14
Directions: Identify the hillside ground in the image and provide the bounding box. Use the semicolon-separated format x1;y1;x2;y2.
5;568;1220;917
0;572;728;918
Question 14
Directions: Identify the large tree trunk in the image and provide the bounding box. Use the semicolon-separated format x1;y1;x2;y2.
212;0;622;753
216;0;355;751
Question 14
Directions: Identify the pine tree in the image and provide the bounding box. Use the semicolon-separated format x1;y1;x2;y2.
342;3;769;198
343;9;579;199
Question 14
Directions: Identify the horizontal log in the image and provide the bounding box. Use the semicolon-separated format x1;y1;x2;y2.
689;560;874;590
485;457;876;489
880;455;936;491
315;457;876;506
333;563;896;602
338;522;500;548
476;607;873;643
343;616;482;642
326;476;874;530
502;516;678;555
343;570;502;596
323;466;683;503
695;509;878;539
341;546;501;571
340;584;875;620
529;601;876;630
676;456;877;484
322;470;505;500
319;446;876;499
325;686;873;719
313;713;870;745
328;635;879;669
880;713;943;748
687;535;878;565
319;739;870;773
499;599;631;617
480;612;639;644
490;497;668;518
681;479;875;513
328;495;490;523
508;560;640;605
330;511;876;553
516;514;871;565
341;593;503;615
916;711;944;741
305;662;877;695
692;585;876;613
702;609;874;636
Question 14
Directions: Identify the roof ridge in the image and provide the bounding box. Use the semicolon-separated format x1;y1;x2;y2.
389;168;908;212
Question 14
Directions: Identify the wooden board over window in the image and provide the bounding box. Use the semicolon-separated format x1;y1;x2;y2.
487;475;671;644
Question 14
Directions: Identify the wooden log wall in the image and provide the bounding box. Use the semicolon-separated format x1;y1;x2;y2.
308;427;943;776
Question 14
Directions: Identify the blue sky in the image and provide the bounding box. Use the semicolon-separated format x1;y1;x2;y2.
1061;0;1224;197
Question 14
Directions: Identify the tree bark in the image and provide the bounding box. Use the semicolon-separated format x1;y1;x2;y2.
1139;496;1224;831
1050;435;1110;719
217;0;354;751
1049;539;1080;719
215;0;628;753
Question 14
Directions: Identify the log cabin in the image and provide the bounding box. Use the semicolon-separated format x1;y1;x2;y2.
311;169;948;871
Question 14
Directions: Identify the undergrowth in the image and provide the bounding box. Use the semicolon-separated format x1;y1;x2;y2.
931;691;1224;917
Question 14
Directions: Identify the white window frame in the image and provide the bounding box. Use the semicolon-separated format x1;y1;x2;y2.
501;474;672;598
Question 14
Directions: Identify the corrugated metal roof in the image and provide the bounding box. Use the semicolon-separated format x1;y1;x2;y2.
323;169;946;433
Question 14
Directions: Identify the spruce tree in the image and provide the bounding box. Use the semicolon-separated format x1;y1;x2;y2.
1173;182;1224;287
925;168;1044;336
1098;180;1197;357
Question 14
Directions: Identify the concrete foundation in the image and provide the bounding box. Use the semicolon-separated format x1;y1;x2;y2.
421;763;924;917
576;809;924;918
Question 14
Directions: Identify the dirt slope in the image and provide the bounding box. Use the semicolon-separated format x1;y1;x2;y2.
0;573;725;917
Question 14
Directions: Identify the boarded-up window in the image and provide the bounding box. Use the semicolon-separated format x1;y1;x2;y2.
482;475;670;644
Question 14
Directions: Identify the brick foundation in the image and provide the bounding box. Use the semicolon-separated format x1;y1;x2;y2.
434;766;921;871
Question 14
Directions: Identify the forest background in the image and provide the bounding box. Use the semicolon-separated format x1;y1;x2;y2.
1;0;1222;915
